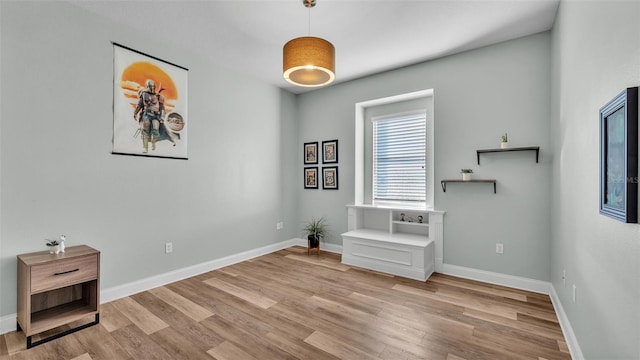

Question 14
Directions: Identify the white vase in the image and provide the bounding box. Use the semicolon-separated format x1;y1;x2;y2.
501;142;509;149
462;173;471;181
49;245;60;254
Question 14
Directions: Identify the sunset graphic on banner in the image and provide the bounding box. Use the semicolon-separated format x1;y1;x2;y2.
120;62;178;114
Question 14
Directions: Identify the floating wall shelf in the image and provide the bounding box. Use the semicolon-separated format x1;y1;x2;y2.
440;179;497;193
476;146;540;164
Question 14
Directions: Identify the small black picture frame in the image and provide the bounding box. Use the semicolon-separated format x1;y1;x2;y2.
322;139;339;164
304;167;319;189
322;166;339;190
599;87;638;223
304;142;318;164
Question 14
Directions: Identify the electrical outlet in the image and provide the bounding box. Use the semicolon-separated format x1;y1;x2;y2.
165;242;173;254
276;221;284;230
495;243;504;254
572;284;577;303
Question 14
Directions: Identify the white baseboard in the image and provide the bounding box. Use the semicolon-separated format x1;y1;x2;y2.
0;238;299;335
0;314;16;336
549;285;584;360
441;263;552;294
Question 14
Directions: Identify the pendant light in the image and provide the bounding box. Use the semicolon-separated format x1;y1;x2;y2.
283;0;335;87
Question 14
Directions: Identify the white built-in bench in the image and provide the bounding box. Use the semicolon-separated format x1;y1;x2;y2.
341;205;444;281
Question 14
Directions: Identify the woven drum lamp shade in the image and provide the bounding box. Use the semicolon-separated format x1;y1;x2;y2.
283;36;335;87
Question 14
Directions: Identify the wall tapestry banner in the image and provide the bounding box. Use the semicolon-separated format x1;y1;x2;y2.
112;43;188;159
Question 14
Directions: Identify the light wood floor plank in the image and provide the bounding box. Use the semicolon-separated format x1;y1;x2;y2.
149;326;213;360
428;274;529;301
109;324;173;359
463;308;564;341
304;331;380;360
2;332;23;355
70;322;134;360
203;277;277;309
393;283;519;320
207;340;259;360
201;315;298;360
148;286;214;321
265;330;341;360
99;302;133;333
111;297;169;335
71;354;93;360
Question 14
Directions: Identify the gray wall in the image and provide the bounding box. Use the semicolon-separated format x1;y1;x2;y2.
3;2;639;357
0;2;298;318
297;32;552;281
550;1;640;358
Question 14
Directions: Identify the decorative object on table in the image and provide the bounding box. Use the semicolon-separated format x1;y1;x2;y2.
400;213;405;221
322;166;339;190
501;133;509;148
304;141;319;164
599;87;638;223
418;215;424;223
59;235;66;253
304;167;319;189
303;217;326;255
322;139;338;164
112;43;188;160
461;169;473;181
45;240;60;254
46;234;67;254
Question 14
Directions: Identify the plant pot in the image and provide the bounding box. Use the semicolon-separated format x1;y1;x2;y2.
462;173;471;181
501;142;509;149
48;245;60;254
308;234;319;248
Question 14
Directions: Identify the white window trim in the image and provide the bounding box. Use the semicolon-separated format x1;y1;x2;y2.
354;89;434;208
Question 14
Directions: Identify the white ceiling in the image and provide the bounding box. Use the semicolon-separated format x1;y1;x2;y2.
70;0;560;94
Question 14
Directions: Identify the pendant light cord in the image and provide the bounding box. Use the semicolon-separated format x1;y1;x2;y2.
308;6;311;36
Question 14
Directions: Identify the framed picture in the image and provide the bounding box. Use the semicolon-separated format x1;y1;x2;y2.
112;43;188;159
304;142;318;164
322;139;339;164
599;87;638;223
322;166;339;190
304;167;319;189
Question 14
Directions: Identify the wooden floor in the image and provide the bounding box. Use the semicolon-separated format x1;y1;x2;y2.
0;246;571;360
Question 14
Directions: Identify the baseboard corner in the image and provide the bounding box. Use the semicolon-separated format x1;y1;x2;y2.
549;285;584;360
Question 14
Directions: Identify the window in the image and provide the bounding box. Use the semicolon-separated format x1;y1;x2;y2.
373;111;426;202
354;89;434;207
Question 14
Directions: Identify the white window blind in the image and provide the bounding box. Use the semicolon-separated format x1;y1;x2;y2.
373;112;426;202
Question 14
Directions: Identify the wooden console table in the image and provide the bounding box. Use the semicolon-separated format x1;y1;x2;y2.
16;245;100;348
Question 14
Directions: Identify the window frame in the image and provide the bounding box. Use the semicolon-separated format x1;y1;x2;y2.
354;89;434;208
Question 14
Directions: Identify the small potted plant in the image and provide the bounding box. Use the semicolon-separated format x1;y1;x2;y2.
501;133;509;149
303;217;326;251
461;169;473;181
45;235;66;254
45;239;60;254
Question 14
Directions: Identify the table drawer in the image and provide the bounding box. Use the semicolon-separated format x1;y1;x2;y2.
31;255;98;293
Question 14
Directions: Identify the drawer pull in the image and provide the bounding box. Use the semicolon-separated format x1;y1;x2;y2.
54;268;80;276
